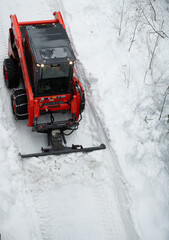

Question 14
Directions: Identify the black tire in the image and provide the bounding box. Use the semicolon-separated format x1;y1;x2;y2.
80;91;85;113
3;58;20;88
11;89;28;120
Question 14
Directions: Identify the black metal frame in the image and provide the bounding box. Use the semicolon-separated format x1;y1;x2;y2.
19;129;106;158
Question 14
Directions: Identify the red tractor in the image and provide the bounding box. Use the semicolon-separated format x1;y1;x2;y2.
3;12;105;158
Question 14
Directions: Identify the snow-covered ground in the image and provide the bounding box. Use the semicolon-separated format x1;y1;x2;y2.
0;0;169;240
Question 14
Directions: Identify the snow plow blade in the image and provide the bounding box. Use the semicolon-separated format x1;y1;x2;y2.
19;144;106;158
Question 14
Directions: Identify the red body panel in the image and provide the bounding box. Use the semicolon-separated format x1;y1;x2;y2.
53;12;66;30
8;12;83;127
35;94;71;115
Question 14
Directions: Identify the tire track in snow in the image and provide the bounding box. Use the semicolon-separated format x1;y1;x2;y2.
29;182;121;240
95;184;131;240
94;186;123;240
32;191;55;240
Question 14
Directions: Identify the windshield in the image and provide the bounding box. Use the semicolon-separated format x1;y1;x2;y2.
38;63;71;95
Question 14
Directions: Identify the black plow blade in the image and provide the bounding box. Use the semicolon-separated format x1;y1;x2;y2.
19;144;106;158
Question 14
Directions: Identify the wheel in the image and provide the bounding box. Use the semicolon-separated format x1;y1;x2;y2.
80;91;85;113
3;58;20;88
11;89;28;120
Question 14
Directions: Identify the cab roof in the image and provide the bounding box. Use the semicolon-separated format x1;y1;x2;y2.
25;23;76;64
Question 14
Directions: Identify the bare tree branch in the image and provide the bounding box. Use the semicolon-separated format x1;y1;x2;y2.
142;9;167;38
159;86;169;120
148;0;156;22
122;64;130;88
154;64;169;85
119;0;125;36
149;21;164;70
128;9;143;52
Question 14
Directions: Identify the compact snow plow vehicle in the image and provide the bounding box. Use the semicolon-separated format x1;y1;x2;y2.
3;12;106;158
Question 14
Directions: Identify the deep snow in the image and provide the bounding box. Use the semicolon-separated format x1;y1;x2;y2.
0;0;169;240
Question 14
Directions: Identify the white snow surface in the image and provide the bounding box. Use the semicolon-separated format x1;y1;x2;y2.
0;0;169;240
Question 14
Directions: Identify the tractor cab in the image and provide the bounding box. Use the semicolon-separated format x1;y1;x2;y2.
24;23;76;97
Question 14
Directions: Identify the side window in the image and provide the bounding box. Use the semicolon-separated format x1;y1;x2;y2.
10;29;17;51
25;36;34;87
